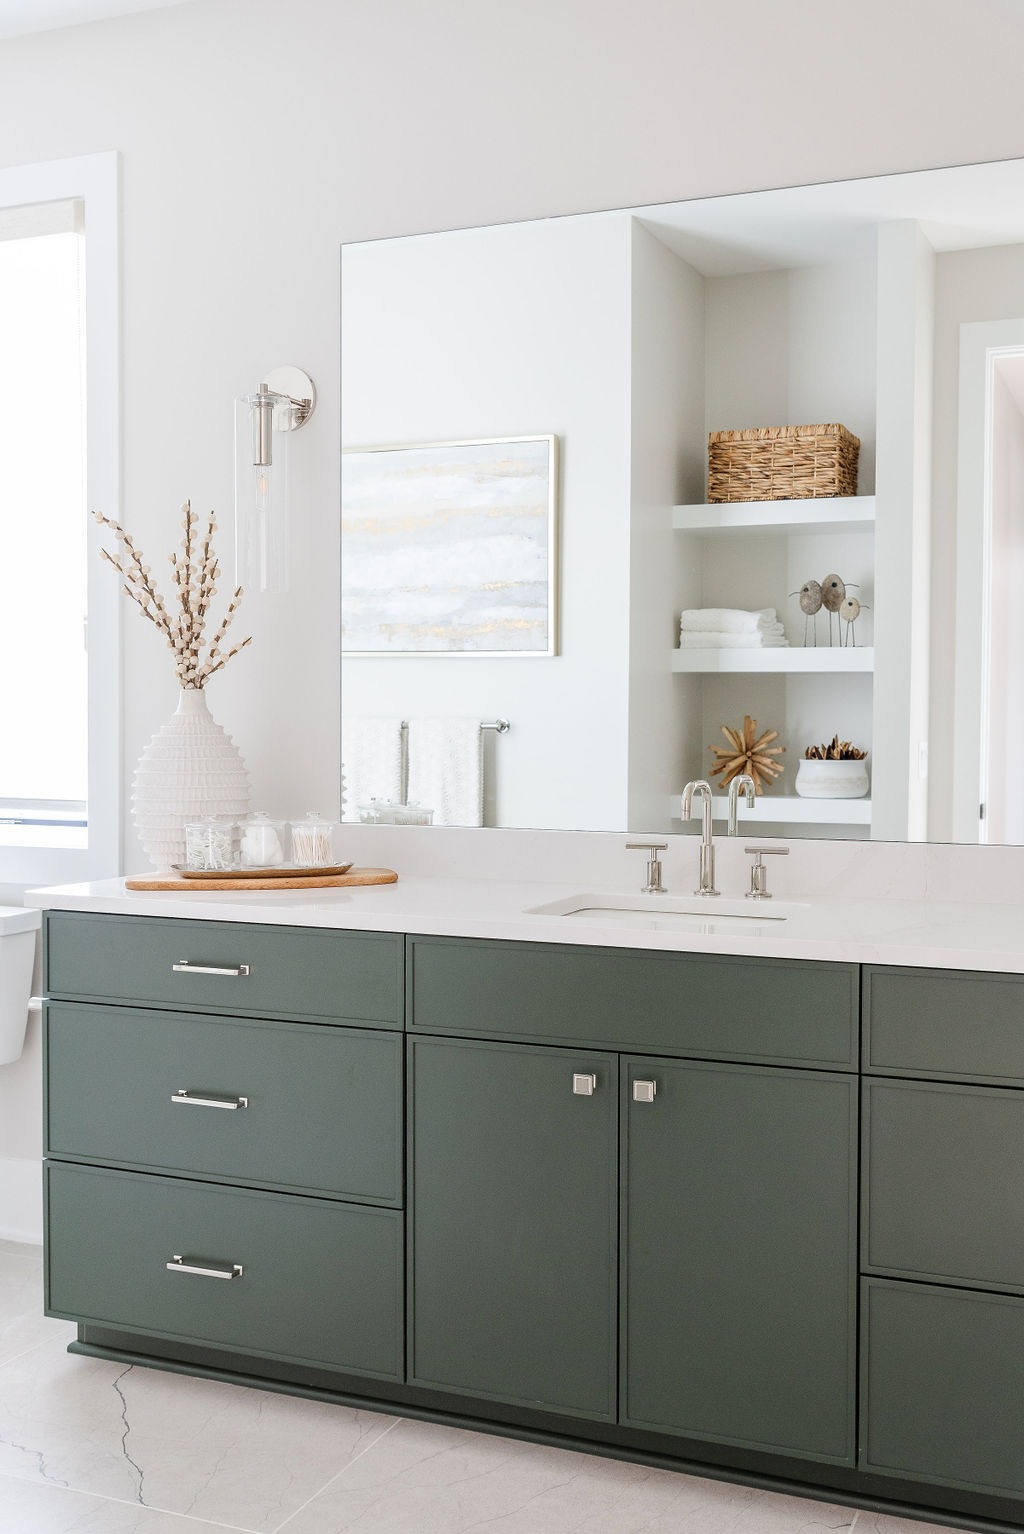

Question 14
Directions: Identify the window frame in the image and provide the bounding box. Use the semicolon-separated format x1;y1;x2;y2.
0;152;120;890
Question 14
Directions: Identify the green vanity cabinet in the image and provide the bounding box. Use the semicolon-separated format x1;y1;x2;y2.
861;964;1024;1505
622;1056;857;1463
408;1034;619;1420
43;917;1024;1529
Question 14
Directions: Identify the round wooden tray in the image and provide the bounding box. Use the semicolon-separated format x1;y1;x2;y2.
125;867;398;892
172;862;353;880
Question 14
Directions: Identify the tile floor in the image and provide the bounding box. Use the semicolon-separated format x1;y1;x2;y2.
0;1239;982;1534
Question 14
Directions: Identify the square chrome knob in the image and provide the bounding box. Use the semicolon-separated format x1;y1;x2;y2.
572;1072;597;1096
632;1079;657;1103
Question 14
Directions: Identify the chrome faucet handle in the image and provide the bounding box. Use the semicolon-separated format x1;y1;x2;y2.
626;842;668;895
743;844;789;899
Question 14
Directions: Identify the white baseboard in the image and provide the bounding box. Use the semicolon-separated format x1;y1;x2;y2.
0;1155;42;1244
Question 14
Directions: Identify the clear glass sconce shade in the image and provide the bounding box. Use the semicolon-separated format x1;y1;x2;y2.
234;393;290;594
233;367;315;596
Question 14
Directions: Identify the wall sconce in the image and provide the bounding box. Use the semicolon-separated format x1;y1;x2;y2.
234;365;316;593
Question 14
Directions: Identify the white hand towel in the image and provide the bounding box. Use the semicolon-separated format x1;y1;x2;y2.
678;631;790;648
686;620;785;638
406;717;483;827
680;608;778;634
341;717;404;821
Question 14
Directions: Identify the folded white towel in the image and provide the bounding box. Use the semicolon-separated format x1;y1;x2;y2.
678;631;790;648
680;607;778;634
341;717;404;821
406;717;483;827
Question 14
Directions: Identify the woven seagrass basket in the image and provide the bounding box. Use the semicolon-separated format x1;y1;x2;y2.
707;424;860;503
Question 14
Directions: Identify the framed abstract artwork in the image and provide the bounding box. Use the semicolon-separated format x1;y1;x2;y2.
342;434;558;656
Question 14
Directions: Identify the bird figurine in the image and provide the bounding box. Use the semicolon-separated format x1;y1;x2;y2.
839;594;870;647
790;580;823;645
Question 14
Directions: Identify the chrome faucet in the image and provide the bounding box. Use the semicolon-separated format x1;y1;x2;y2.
680;779;719;896
727;773;756;836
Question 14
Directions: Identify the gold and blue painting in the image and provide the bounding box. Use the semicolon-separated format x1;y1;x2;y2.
342;435;558;656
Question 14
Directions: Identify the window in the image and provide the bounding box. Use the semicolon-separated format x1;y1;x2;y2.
0;155;119;889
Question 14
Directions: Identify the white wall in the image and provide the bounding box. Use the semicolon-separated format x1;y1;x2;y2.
627;222;704;830
985;368;1024;844
931;245;1024;839
4;0;1024;1229
0;0;1022;868
341;215;632;830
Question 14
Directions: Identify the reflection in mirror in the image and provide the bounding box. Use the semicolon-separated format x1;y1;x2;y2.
341;157;1024;844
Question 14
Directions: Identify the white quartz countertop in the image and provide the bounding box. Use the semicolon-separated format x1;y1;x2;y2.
23;872;1024;975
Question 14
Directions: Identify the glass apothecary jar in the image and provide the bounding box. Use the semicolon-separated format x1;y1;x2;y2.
289;810;338;867
238;810;288;868
183;816;238;872
357;799;433;826
390;801;434;826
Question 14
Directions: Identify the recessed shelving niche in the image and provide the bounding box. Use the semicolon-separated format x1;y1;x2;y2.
673;490;876;838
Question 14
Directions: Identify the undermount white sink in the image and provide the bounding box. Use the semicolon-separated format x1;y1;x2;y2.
524;892;807;934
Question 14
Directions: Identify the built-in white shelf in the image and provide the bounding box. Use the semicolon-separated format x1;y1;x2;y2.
672;646;874;674
670;795;872;826
673;495;876;536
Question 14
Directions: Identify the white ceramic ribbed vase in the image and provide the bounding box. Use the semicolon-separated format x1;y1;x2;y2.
132;688;251;870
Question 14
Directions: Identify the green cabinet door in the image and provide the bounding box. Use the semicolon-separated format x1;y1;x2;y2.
622;1057;857;1464
409;1036;617;1420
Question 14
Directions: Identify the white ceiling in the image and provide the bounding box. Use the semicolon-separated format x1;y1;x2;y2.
629;157;1024;277
0;0;195;41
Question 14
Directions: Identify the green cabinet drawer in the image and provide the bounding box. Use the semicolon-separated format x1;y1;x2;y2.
623;1058;856;1463
45;1162;403;1380
44;912;403;1026
45;1002;402;1205
864;965;1024;1084
864;1077;1024;1292
862;1278;1024;1498
408;937;856;1067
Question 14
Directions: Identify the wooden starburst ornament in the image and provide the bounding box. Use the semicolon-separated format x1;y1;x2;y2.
709;714;785;794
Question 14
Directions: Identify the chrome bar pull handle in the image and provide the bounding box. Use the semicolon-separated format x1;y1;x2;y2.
171;1089;249;1111
172;960;250;977
166;1254;243;1280
572;1072;597;1096
633;1079;657;1104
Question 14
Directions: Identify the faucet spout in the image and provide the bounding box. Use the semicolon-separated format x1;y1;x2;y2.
727;773;756;836
680;779;719;896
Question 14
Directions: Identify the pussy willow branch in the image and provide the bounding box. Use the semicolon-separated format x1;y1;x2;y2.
94;502;251;689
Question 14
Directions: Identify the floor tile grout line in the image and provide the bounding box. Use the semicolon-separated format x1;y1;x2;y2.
269;1413;405;1534
0;1466;264;1531
0;1327;75;1374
